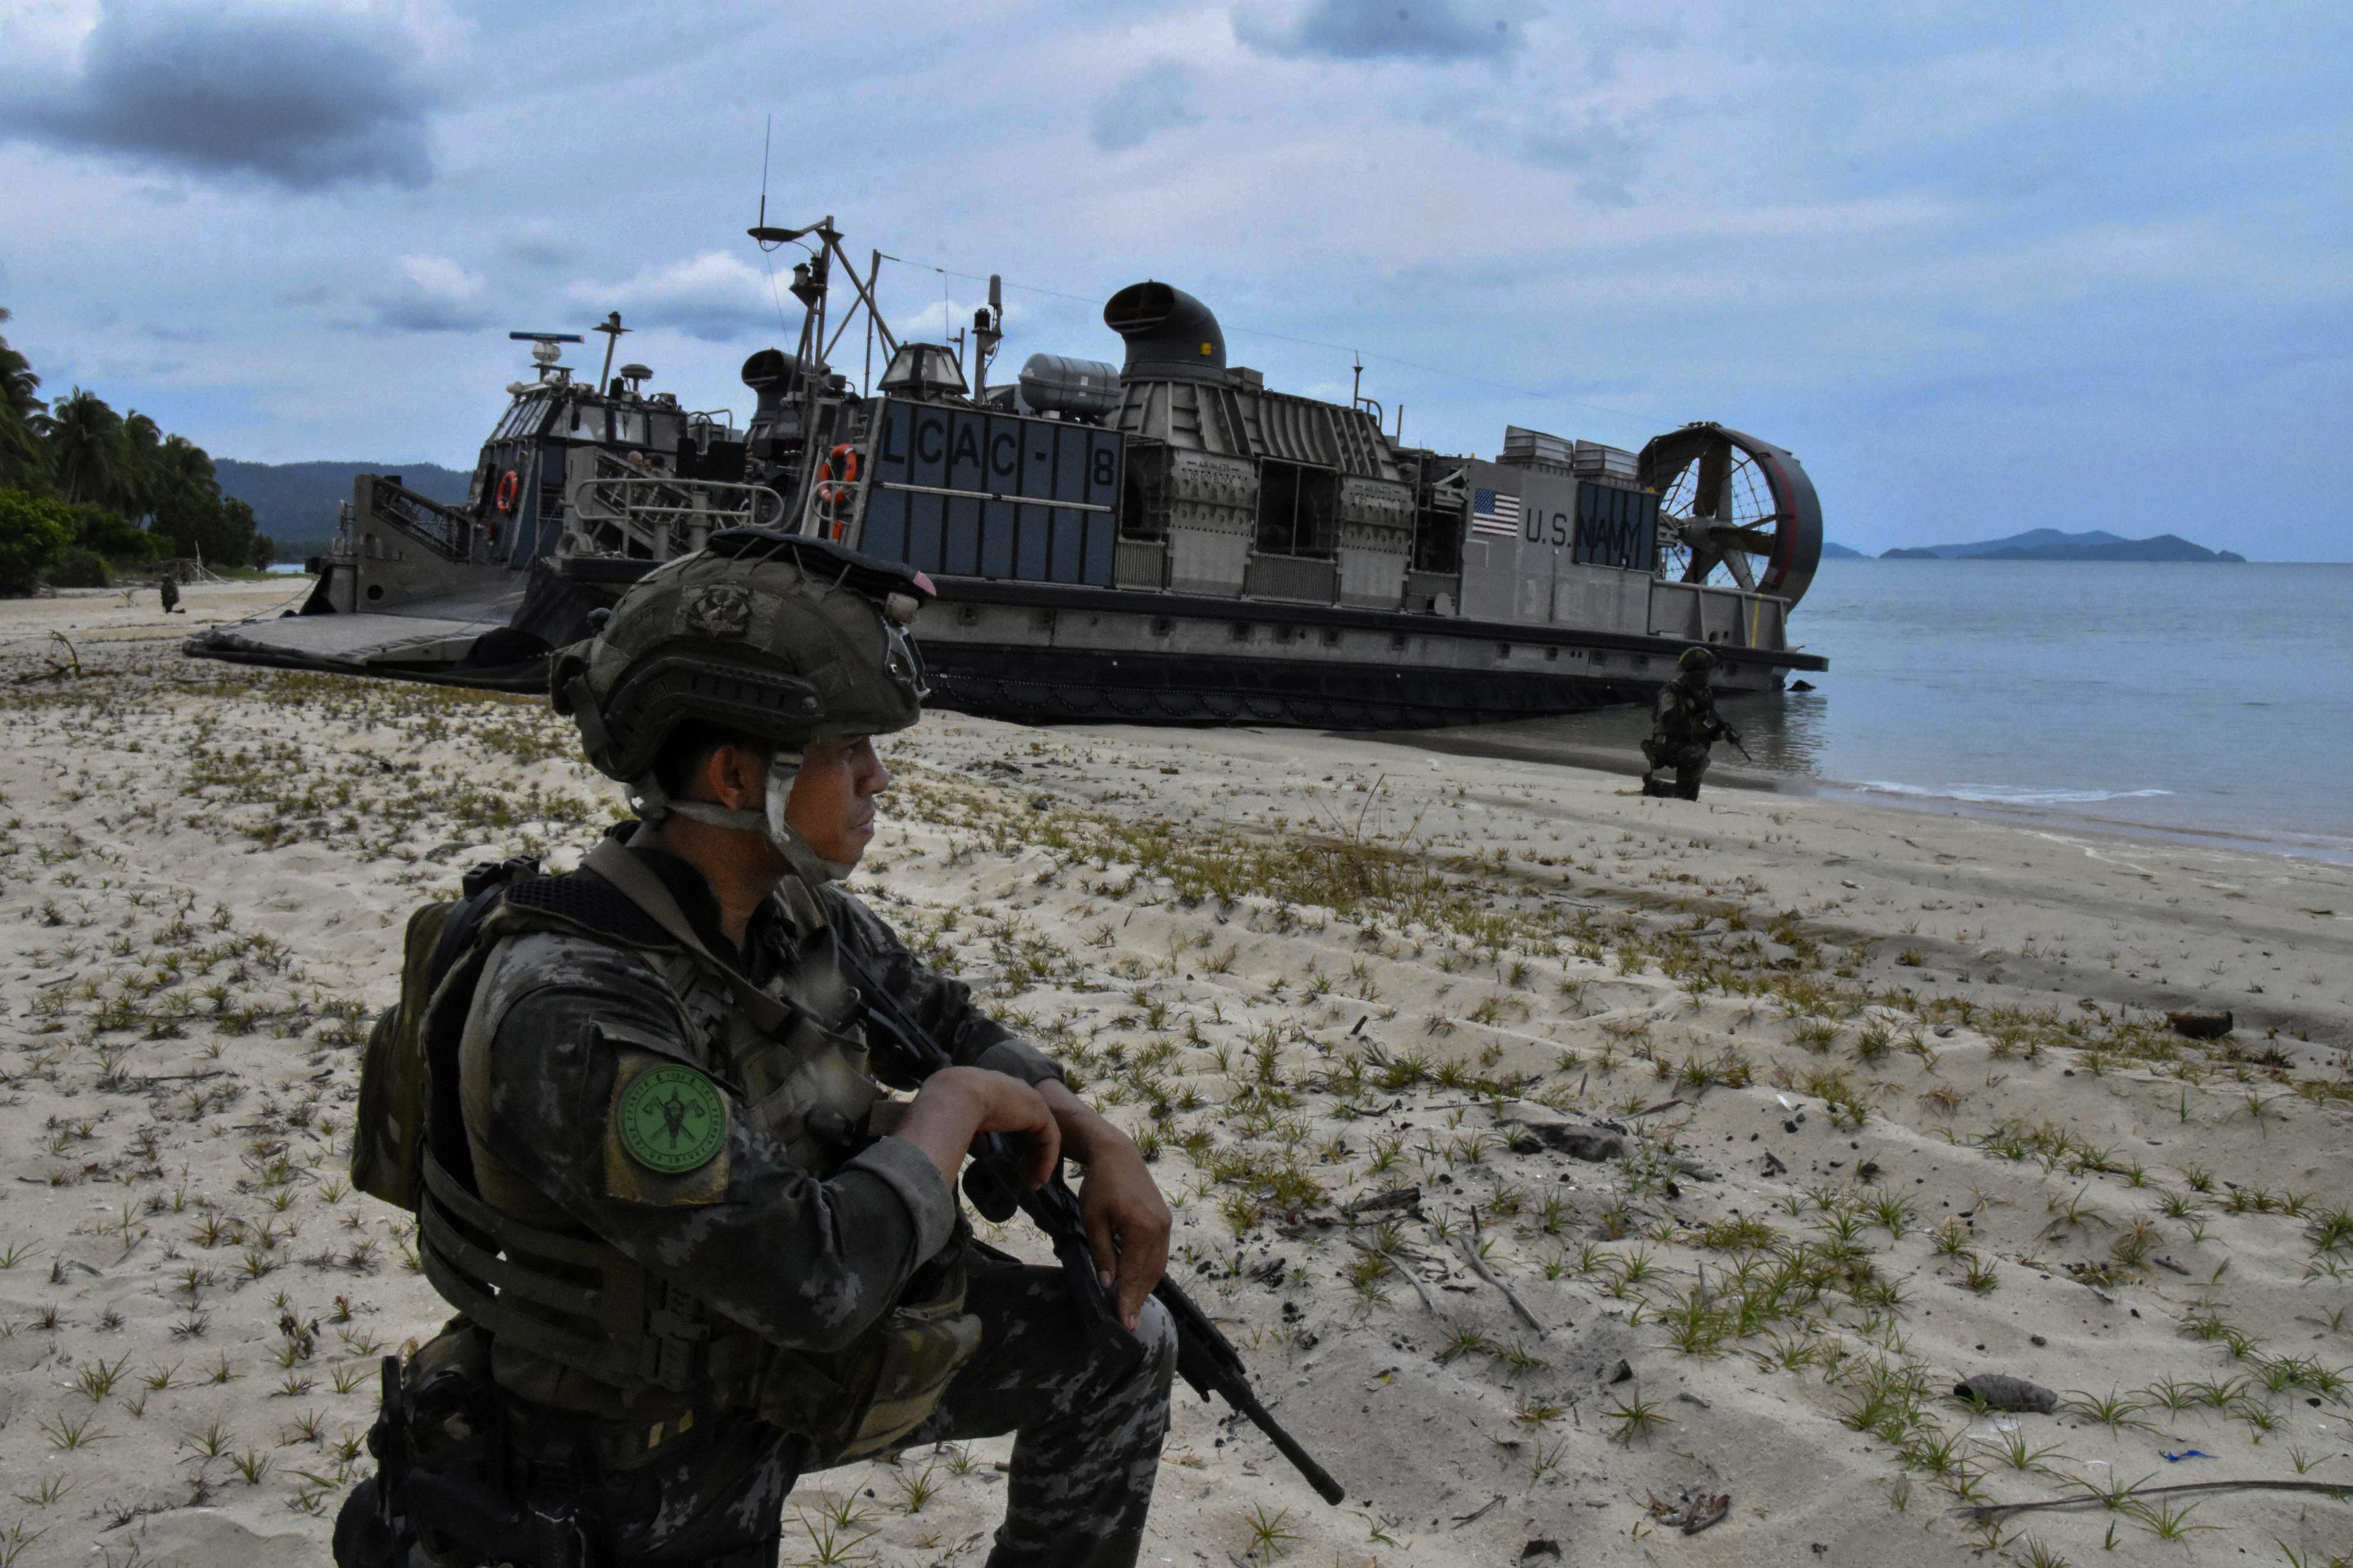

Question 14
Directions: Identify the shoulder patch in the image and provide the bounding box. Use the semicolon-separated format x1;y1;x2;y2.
616;1064;728;1174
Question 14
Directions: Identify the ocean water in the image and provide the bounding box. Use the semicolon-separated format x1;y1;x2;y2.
1413;560;2353;862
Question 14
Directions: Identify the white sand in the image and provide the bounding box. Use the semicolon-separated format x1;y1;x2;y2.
0;583;2346;1568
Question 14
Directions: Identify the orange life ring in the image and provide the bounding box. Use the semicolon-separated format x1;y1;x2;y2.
815;444;860;505
494;469;521;514
814;443;861;539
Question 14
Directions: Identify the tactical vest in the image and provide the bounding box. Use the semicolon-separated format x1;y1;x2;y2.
413;838;979;1468
1656;680;1714;745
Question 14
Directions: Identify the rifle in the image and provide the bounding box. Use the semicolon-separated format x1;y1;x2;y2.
844;944;1347;1506
1697;692;1753;763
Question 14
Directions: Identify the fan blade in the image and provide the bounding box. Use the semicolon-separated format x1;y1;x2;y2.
1723;548;1756;592
1694;440;1731;520
1681;548;1718;585
1713;526;1778;556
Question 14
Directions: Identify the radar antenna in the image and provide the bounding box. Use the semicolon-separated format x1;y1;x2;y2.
506;330;584;387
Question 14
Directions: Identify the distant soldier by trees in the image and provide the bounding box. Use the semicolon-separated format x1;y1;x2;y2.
0;306;275;594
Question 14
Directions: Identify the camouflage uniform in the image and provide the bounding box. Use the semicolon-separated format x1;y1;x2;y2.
1640;668;1721;799
352;834;1173;1567
339;534;1175;1567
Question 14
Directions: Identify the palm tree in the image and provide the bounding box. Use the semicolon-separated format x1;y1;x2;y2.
119;411;163;520
154;433;218;507
0;307;47;487
44;387;126;507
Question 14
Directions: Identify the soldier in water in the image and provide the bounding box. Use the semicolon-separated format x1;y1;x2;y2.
1640;646;1731;800
335;535;1176;1568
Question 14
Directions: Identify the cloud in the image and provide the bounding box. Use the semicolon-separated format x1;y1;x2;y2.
1090;59;1206;152
371;254;490;333
501;231;573;270
891;294;1002;346
1231;0;1522;63
0;2;437;190
1523;110;1643;205
570;252;791;344
399;256;482;302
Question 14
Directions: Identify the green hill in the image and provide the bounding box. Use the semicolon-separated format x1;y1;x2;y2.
1890;528;2244;562
215;459;472;561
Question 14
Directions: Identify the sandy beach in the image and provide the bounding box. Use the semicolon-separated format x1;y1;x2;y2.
1;581;2346;1568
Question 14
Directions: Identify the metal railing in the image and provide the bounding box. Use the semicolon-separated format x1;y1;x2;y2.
565;451;786;560
364;477;476;563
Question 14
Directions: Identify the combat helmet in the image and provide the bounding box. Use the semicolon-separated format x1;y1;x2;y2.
551;528;932;879
1678;646;1719;675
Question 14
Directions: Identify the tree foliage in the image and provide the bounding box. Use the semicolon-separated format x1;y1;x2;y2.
46;387;126;507
0;308;273;589
0;486;73;595
0;307;50;488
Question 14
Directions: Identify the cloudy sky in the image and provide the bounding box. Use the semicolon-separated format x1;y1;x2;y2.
1;0;2344;558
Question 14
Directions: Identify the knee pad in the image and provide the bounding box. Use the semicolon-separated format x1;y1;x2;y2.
1133;1296;1178;1394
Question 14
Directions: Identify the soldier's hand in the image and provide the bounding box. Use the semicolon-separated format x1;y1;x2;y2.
1041;1082;1172;1333
895;1067;1060;1192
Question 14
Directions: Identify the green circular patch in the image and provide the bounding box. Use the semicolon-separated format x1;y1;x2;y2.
617;1065;726;1174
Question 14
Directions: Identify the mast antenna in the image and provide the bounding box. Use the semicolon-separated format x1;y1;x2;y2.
756;113;771;233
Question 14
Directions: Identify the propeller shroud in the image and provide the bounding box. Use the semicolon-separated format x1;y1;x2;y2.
1637;423;1824;610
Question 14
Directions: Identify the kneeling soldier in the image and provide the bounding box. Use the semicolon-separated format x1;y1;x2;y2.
336;533;1175;1568
1641;646;1728;800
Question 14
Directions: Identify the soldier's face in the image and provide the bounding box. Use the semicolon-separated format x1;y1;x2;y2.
781;736;891;866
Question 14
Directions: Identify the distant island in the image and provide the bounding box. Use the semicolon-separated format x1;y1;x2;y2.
216;459;471;562
1873;528;2244;563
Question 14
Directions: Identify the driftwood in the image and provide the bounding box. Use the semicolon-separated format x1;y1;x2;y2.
1344;1185;1421;1217
1348;1237;1444;1314
10;631;84;684
1455;1232;1545;1335
1955;1478;2351;1521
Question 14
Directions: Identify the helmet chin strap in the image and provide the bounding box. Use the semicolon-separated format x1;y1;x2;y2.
631;753;856;886
760;765;858;885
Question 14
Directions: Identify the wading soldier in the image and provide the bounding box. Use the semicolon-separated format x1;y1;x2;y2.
1640;646;1729;800
336;533;1175;1568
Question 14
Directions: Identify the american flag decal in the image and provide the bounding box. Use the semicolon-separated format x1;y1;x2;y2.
1471;487;1523;538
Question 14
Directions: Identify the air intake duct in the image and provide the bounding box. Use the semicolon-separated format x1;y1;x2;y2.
739;348;809;423
1102;282;1226;383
